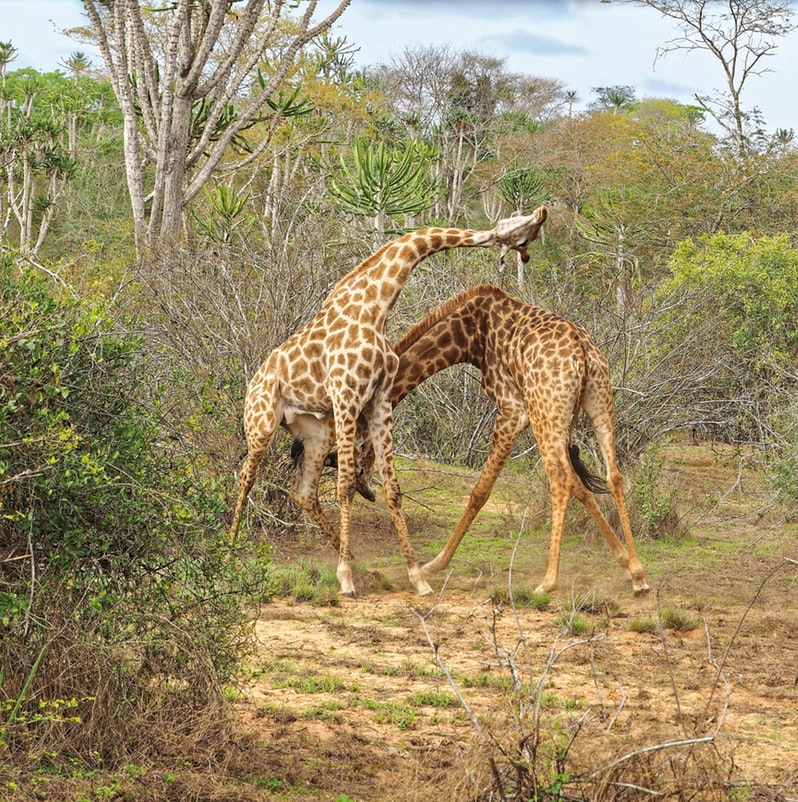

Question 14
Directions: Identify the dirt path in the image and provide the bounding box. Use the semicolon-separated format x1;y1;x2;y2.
234;445;798;800
236;581;797;800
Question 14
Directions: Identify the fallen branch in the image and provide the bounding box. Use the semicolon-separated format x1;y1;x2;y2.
585;733;717;783
410;573;483;737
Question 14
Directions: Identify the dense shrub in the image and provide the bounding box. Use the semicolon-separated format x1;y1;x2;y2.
0;261;264;772
654;231;798;446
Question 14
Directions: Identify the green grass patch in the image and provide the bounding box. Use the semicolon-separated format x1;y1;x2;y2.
286;674;350;694
301;702;344;722
259;703;299;723
628;617;658;634
555;612;590;636
493;587;551;609
270;558;341;605
362;699;418;730
661;607;700;632
460;672;513;691
407;690;459;708
381;659;436;678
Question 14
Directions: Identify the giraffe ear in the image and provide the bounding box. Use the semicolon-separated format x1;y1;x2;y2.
522;205;548;241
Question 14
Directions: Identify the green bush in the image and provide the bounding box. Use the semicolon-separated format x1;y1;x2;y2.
0;261;262;771
667;232;798;365
648;231;798;446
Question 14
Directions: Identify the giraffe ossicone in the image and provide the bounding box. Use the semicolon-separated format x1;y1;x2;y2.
341;284;650;596
228;208;548;597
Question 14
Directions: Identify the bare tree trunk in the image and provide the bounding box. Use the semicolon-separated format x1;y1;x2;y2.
633;0;796;156
83;0;351;253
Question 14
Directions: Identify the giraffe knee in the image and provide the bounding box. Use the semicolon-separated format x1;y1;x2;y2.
289;487;309;509
608;469;626;496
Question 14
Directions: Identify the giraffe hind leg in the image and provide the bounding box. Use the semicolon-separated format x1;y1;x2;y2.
605;469;650;594
581;389;650;594
229;435;273;545
229;379;281;546
534;454;573;595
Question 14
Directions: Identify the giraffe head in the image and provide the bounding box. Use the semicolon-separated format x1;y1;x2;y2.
497;205;548;265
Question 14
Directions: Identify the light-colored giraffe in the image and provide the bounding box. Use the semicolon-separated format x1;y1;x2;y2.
341;284;649;595
228;209;548;597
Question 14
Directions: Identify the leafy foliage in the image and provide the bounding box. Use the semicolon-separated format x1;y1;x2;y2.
328;138;440;236
1;265;165;573
628;231;798;449
0;261;262;767
191;184;255;244
667;231;798;365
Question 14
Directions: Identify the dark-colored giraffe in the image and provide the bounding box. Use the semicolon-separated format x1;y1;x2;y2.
228;210;548;596
330;284;649;595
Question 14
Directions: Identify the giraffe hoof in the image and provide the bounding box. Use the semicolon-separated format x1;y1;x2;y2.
633;581;651;596
409;564;434;596
339;591;356;599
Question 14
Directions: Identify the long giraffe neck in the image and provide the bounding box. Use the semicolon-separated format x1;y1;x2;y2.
326;206;547;330
326;227;494;327
389;284;506;404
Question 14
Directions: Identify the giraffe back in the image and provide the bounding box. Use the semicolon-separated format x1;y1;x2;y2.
392;284;596;424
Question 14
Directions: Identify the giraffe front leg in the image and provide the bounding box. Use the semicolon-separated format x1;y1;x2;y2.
331;410;363;597
424;412;523;576
369;401;432;596
336;507;357;598
229;449;263;545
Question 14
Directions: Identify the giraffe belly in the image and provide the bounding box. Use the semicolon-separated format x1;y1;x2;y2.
283;404;329;425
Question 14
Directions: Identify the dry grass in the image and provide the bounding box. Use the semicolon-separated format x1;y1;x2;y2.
3;442;797;801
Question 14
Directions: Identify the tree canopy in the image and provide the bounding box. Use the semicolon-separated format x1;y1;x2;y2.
82;0;351;250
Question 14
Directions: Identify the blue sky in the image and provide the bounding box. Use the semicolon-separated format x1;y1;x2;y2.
3;0;797;133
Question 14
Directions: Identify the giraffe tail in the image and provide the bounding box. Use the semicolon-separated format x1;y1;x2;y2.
568;338;608;495
568;444;609;495
290;437;306;468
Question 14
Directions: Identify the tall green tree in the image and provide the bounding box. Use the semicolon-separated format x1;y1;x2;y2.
589;85;637;113
0;40;18;83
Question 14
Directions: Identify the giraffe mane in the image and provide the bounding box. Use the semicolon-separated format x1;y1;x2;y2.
394;283;506;356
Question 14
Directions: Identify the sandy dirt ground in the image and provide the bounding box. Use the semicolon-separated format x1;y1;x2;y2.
233;444;798;801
